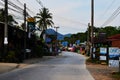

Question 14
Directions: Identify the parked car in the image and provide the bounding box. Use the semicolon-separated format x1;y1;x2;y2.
68;46;76;52
62;47;67;51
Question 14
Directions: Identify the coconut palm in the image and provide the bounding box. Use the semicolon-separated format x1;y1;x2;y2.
0;8;18;25
35;7;54;30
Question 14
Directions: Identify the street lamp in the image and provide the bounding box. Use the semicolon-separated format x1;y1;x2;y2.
4;0;8;45
4;0;8;56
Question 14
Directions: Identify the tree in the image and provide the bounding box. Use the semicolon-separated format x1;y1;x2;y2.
98;26;118;37
35;7;54;30
0;8;17;25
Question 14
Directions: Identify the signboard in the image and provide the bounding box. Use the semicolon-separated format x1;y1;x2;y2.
100;56;106;60
27;17;35;22
62;41;68;47
109;47;120;67
76;40;80;45
109;47;120;58
109;60;119;67
100;47;107;54
100;47;107;60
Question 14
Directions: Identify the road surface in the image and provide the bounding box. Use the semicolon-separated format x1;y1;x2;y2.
0;51;94;80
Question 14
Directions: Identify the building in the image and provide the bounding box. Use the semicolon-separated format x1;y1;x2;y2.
107;34;120;48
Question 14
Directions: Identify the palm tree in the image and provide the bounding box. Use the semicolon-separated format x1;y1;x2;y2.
0;8;17;25
35;7;54;30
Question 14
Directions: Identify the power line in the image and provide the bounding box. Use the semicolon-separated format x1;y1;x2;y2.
2;0;33;17
98;0;116;19
36;0;44;8
8;7;23;14
7;0;23;11
100;6;120;27
8;8;23;15
16;0;35;16
54;15;87;26
16;0;24;6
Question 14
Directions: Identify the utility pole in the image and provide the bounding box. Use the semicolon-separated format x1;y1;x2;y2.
86;23;90;56
24;4;27;32
54;26;59;40
119;56;120;73
91;0;94;59
4;0;8;55
54;26;59;55
23;3;27;59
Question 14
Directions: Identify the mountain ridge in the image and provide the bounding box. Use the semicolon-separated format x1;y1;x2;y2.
45;29;72;40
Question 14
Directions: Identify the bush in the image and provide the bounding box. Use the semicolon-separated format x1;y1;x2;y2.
34;45;43;58
112;72;120;79
6;51;16;62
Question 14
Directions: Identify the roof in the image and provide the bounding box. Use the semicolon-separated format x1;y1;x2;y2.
108;34;120;39
107;34;120;41
93;34;120;43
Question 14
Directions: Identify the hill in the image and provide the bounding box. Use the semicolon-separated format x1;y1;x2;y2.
45;29;72;40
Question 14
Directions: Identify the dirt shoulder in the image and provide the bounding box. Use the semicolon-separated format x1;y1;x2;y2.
86;59;119;80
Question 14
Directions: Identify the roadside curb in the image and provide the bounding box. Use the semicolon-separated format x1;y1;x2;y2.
0;63;18;74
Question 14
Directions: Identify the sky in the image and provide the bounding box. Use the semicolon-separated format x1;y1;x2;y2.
1;0;120;34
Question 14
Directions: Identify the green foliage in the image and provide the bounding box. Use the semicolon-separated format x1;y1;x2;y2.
0;8;17;25
99;26;118;37
63;32;87;44
112;72;120;79
92;26;120;37
6;51;16;63
34;45;43;58
35;7;54;30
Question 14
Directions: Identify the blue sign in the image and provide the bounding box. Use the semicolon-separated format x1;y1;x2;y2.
100;47;107;54
62;41;68;47
45;37;52;43
76;40;80;45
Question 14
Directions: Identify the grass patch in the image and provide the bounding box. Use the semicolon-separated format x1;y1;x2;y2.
112;72;120;79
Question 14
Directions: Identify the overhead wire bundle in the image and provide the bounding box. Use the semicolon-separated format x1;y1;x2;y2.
100;6;120;27
0;0;35;22
36;0;44;8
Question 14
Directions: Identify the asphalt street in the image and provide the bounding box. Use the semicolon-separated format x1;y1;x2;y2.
0;51;94;80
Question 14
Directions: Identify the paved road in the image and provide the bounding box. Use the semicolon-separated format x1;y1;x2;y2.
0;51;94;80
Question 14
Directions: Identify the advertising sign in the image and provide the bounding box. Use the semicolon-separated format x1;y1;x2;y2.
100;56;106;60
100;47;107;54
109;47;120;67
100;47;107;60
109;47;120;58
109;60;119;67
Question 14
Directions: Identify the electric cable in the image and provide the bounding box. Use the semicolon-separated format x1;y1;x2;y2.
98;0;116;19
100;6;120;27
36;0;44;8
